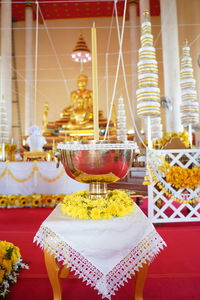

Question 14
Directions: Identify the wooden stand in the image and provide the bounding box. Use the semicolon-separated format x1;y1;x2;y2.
44;250;148;300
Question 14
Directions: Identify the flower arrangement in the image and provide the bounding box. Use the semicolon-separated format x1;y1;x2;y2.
159;161;200;190
0;194;65;208
61;189;134;220
0;241;29;298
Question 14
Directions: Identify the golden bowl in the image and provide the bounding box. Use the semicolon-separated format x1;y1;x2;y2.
57;140;137;198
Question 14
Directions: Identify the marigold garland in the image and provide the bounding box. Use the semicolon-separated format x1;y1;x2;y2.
0;241;29;298
159;161;200;190
147;163;200;204
61;189;134;220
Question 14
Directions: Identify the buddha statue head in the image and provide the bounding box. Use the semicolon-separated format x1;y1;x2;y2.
77;74;88;91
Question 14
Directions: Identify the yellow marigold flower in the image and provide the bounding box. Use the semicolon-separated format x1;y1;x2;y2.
0;249;6;260
106;204;118;215
101;212;113;219
0;197;7;207
32;195;42;207
2;259;12;274
90;208;101;220
78;208;88;219
116;206;128;217
54;194;65;204
19;196;29;207
8;195;17;206
42;195;54;207
11;253;18;264
0;269;5;283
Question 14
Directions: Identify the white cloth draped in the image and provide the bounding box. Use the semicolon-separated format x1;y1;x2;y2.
0;162;87;195
34;204;166;299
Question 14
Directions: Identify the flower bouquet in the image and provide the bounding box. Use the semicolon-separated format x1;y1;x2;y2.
0;241;29;298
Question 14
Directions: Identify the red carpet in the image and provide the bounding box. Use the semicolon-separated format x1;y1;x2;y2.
0;207;200;300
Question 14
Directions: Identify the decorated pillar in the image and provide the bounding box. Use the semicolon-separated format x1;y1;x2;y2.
139;0;150;136
1;0;12;139
160;0;182;132
25;1;34;135
136;11;161;149
180;41;199;146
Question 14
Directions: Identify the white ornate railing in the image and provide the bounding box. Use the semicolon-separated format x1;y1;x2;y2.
147;149;200;223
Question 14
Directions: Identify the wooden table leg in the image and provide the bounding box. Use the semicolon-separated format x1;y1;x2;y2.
134;262;149;300
44;250;62;300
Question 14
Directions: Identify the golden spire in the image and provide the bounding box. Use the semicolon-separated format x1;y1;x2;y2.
143;10;150;20
183;39;190;56
184;39;188;47
71;32;91;63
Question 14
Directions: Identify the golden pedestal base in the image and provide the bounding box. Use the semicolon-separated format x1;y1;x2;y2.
23;151;49;161
44;250;148;300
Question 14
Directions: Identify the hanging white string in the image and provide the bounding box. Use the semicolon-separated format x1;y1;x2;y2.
34;1;39;125
103;0;128;140
105;53;109;119
10;24;142;30
13;47;144;58
38;4;71;97
11;24;142;31
189;33;200;47
114;0;146;148
12;64;51;103
4;0;125;3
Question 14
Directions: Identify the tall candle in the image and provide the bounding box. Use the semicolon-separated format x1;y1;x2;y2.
92;23;99;140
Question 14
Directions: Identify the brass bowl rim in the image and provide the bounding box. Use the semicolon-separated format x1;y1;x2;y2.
57;140;137;151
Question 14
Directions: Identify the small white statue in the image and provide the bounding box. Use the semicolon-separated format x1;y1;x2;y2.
26;126;46;152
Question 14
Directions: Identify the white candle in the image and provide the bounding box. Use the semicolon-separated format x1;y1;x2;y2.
92;23;99;140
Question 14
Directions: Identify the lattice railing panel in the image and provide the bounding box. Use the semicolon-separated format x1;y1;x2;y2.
148;149;200;223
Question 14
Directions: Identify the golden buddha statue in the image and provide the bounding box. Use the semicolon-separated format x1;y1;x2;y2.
42;73;117;145
62;74;93;129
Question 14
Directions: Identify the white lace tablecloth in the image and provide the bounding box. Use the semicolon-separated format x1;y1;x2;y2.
34;203;166;299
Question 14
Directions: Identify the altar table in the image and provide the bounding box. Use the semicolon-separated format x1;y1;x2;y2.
0;162;87;195
34;203;166;299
